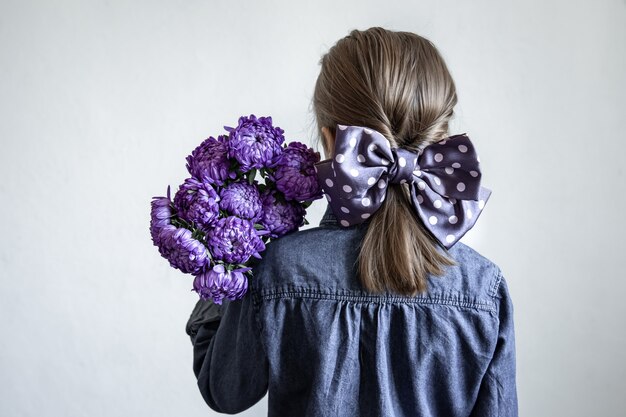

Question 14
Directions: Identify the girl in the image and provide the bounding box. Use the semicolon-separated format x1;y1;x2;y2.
186;26;518;416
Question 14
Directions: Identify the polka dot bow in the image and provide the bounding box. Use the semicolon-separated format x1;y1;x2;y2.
313;124;492;248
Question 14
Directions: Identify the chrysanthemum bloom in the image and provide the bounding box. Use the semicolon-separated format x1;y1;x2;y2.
219;181;263;223
186;135;236;186
205;216;268;264
271;141;324;201
155;225;210;275
225;114;285;172
150;185;174;243
259;189;306;238
173;177;221;231
192;264;252;304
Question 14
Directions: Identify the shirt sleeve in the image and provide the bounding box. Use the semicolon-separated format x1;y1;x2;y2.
469;273;519;417
185;288;269;414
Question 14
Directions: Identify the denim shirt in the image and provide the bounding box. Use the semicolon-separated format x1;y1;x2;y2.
186;203;518;416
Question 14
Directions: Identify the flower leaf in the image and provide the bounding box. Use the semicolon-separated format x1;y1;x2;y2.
247;168;257;184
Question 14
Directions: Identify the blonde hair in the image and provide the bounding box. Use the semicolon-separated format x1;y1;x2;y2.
312;27;458;295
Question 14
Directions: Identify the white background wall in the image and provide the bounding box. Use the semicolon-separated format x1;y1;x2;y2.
1;1;624;416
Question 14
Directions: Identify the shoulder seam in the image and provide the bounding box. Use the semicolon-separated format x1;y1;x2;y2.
247;283;270;357
489;267;504;299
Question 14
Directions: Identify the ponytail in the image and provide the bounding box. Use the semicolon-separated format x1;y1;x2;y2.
312;27;459;295
357;183;455;295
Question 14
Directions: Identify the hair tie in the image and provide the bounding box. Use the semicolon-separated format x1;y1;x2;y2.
313;124;492;248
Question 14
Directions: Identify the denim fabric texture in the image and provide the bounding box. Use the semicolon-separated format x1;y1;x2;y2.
186;203;518;416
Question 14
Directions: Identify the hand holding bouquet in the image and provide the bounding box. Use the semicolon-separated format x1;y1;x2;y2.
150;114;324;304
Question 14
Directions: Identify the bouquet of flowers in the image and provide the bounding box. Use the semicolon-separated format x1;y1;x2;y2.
150;114;324;304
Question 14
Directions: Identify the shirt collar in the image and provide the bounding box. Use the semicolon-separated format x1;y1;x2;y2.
319;202;373;227
319;202;337;226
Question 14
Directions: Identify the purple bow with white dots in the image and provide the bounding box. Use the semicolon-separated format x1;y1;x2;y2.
313;124;492;248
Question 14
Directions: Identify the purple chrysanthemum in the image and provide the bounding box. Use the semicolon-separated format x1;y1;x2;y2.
192;264;252;304
150;185;174;243
173;177;221;231
205;216;268;264
155;225;210;275
225;114;285;172
219;181;263;222
270;141;324;201
259;189;306;238
186;135;237;186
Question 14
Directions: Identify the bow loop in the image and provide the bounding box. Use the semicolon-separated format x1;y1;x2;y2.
417;134;483;200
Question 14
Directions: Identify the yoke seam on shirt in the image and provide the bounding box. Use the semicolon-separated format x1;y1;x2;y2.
257;290;496;312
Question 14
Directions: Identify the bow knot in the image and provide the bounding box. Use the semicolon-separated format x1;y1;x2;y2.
313;124;492;249
387;146;419;185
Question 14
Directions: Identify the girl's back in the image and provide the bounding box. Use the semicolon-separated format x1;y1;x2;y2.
257;205;515;416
